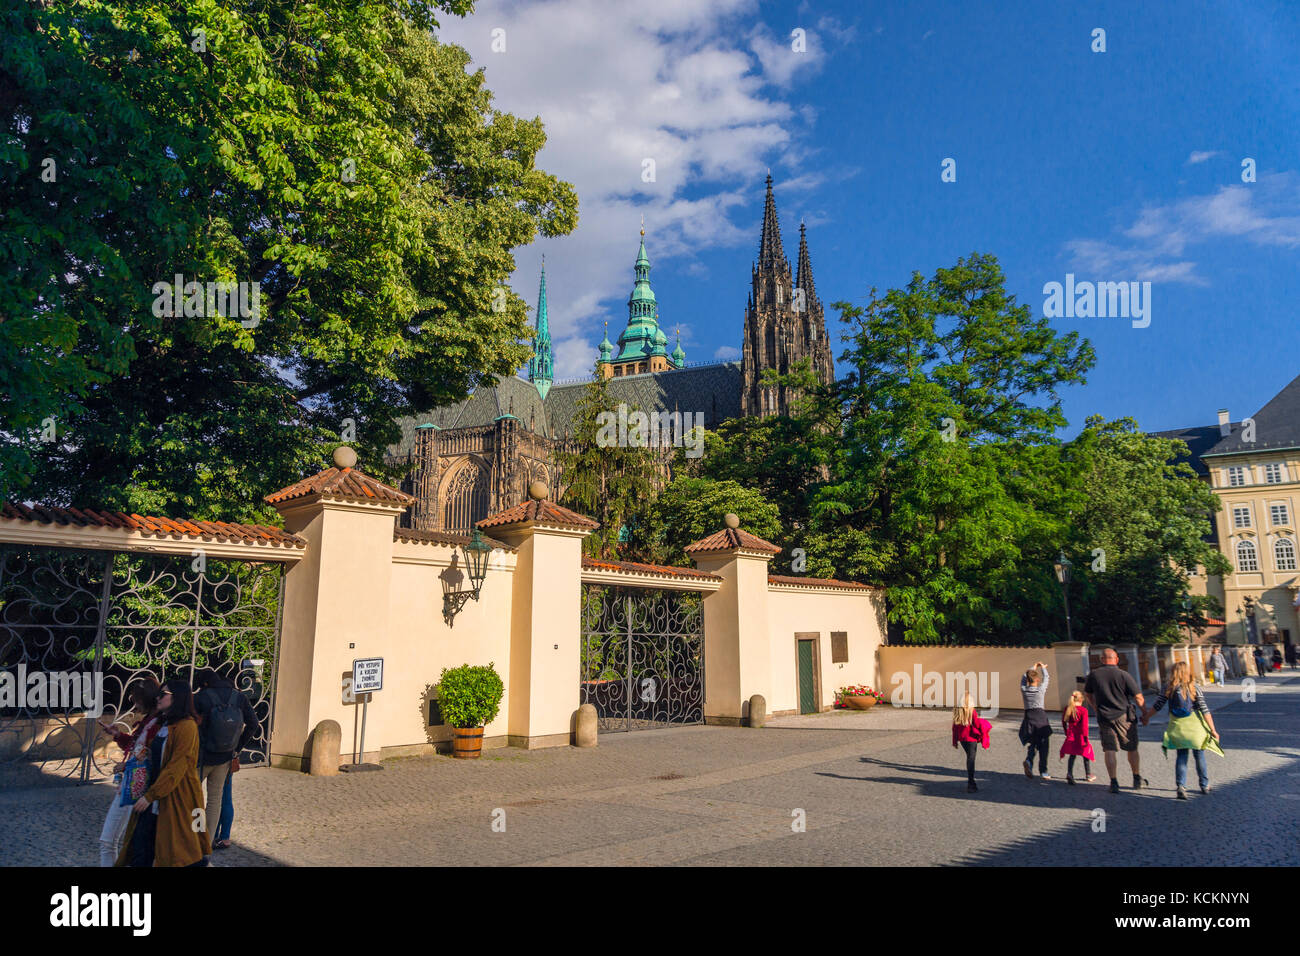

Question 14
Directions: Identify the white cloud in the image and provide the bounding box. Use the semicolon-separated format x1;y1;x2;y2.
1187;150;1219;164
434;0;827;379
714;345;741;360
1063;173;1300;286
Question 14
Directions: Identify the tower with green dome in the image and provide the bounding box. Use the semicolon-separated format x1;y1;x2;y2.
599;221;685;378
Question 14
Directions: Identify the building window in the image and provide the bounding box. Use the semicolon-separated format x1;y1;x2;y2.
1276;539;1297;571
1264;463;1286;484
831;632;848;664
1233;506;1252;529
1271;504;1290;527
1236;540;1259;572
1227;466;1247;487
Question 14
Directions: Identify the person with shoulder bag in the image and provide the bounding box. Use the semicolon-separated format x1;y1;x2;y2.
1142;661;1223;799
193;668;258;854
96;678;162;866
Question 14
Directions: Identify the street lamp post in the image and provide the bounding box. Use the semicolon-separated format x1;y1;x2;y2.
1053;550;1074;642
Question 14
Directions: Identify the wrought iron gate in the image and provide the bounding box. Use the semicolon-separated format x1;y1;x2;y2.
580;585;703;733
0;544;285;782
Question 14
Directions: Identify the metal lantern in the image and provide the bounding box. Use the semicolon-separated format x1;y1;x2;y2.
1053;550;1072;585
463;529;492;596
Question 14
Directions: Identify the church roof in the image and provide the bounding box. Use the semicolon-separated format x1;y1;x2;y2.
388;362;744;457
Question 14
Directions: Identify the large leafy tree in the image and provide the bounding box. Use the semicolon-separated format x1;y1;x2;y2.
2;1;577;520
629;475;782;568
1062;417;1229;644
554;369;658;560
812;254;1095;643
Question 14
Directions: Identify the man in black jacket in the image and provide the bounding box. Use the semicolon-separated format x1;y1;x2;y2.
194;669;258;847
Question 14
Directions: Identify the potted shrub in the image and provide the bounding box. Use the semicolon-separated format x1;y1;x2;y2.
437;662;504;758
838;684;886;710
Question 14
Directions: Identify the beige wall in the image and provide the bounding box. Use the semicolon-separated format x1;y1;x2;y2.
765;586;885;714
877;644;1087;713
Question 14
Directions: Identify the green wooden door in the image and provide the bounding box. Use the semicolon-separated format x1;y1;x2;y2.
797;640;817;714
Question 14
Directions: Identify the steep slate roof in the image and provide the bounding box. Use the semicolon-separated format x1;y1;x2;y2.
265;467;414;507
388;362;744;458
1202;373;1300;456
1150;424;1239;477
477;498;599;531
684;526;781;555
0;503;305;548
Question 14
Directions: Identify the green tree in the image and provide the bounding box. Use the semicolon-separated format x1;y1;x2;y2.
630;475;782;567
813;254;1094;643
3;1;576;519
554;368;658;560
1064;417;1230;644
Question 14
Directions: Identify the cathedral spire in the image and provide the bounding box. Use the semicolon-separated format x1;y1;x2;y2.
529;260;553;400
796;221;817;308
757;173;786;269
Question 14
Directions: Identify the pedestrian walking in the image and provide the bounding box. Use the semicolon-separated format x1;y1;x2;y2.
96;678;162;866
194;668;258;854
1286;641;1298;671
951;693;992;793
1253;646;1266;676
212;755;237;850
1208;646;1228;686
1059;690;1096;784
1019;660;1052;780
1084;647;1147;794
117;678;211;867
1143;660;1223;799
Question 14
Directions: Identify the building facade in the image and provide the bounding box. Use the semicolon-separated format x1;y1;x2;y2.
1158;374;1300;645
387;177;835;532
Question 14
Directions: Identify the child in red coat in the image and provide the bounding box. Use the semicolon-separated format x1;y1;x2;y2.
1059;690;1096;784
952;693;992;793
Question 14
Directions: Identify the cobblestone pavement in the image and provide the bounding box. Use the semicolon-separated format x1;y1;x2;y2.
3;675;1297;866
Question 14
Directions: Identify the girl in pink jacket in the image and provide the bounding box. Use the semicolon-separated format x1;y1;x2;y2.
1059;690;1096;784
952;693;992;793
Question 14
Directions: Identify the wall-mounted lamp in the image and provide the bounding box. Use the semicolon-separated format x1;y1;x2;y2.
444;529;492;624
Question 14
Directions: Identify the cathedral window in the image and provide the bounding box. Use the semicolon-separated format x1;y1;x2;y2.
443;460;490;532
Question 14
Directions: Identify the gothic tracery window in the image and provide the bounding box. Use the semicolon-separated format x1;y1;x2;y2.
443;459;490;532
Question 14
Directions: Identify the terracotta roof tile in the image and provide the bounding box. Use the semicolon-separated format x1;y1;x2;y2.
0;503;305;548
394;527;514;552
265;466;414;508
767;574;878;590
477;499;599;531
581;557;722;582
683;527;781;555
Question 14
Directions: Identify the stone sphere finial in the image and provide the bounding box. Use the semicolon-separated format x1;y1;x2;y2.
333;446;358;470
724;512;740;529
528;480;549;501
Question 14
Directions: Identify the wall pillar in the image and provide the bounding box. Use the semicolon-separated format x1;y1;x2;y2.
265;449;413;769
1113;642;1142;689
1049;642;1090;711
686;517;780;725
479;487;594;748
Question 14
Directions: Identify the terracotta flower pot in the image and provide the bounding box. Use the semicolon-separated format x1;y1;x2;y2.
452;726;484;758
843;695;877;710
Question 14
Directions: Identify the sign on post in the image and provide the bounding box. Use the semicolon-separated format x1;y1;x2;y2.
353;658;383;695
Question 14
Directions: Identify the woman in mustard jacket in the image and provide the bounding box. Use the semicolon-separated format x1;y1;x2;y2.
120;679;211;867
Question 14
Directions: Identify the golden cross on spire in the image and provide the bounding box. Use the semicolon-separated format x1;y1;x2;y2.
640;213;645;237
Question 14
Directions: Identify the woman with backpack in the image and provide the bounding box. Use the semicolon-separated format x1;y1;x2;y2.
1143;661;1223;800
117;678;211;866
96;678;162;866
194;668;257;852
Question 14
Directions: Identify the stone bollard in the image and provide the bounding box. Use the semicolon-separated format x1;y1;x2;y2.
747;694;767;728
574;704;598;747
308;719;342;776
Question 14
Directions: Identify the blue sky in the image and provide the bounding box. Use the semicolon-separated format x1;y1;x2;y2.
436;0;1300;435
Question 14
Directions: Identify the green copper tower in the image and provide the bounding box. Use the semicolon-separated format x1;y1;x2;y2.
615;222;668;363
529;261;553;399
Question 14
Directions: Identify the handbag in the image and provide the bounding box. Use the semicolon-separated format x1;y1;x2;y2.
118;754;149;807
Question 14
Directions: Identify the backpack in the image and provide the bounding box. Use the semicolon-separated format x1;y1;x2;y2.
201;687;245;756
